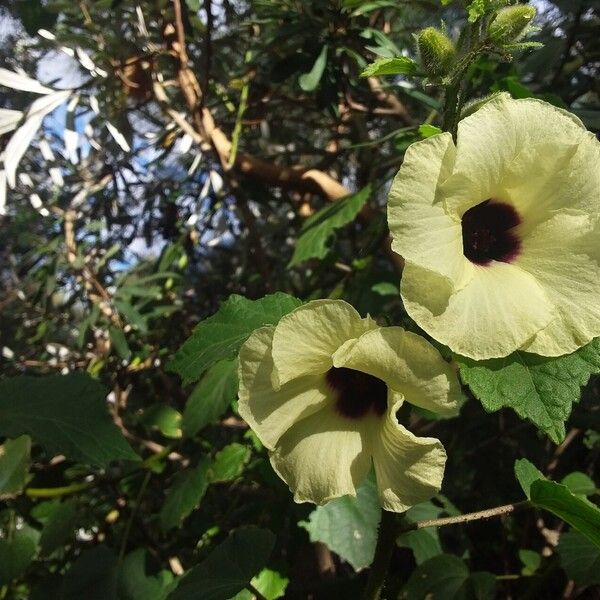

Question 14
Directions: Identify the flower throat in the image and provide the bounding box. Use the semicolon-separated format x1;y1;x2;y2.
461;200;521;265
326;367;387;419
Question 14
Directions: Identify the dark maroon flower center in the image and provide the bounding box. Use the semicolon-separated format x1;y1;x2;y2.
326;367;387;419
461;200;521;265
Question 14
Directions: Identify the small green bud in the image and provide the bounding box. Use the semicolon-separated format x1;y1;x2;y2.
416;27;456;79
489;5;536;44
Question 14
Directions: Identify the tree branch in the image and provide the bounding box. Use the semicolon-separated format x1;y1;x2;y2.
167;0;404;273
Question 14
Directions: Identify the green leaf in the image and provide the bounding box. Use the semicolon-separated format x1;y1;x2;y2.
167;293;302;385
0;373;139;467
397;501;445;564
404;554;496;599
160;459;211;531
231;569;289;600
185;0;200;12
118;549;174;600
250;568;288;600
167;527;276;600
210;443;250;483
467;0;486;22
289;186;371;267
468;572;497;600
183;359;238;436
39;501;79;556
519;549;542;576
299;45;328;91
360;56;418;78
141;405;182;439
557;530;600;585
349;1;397;17
514;458;544;499
0;533;36;585
561;472;597;497
0;435;31;498
370;282;398;296
530;480;600;547
456;338;600;443
61;545;119;600
299;475;380;571
418;123;443;138
109;326;131;361
16;0;57;36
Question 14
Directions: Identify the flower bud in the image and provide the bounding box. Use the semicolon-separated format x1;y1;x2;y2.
489;5;536;44
416;27;456;79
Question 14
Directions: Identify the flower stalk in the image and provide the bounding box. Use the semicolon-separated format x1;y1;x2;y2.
362;510;402;600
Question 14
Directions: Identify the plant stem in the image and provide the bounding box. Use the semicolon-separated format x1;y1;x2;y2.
362;510;401;600
399;500;530;535
118;470;152;563
442;81;461;137
25;481;94;498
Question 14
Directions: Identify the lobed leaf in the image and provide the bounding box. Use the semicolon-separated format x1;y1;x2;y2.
167;293;301;385
457;338;600;443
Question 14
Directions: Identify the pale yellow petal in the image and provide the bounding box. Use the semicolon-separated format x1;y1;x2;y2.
371;398;447;512
271;299;377;387
238;326;329;449
443;95;591;219
388;132;473;290
332;327;461;416
401;260;555;359
269;402;373;505
517;214;600;356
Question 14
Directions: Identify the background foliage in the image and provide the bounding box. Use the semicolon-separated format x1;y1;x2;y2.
0;0;599;598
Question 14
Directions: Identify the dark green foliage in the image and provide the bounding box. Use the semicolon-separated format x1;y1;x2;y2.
288;186;371;266
0;0;598;597
0;374;139;466
0;435;31;498
167;527;275;600
167;294;301;385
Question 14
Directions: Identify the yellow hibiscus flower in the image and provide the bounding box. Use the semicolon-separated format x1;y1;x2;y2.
388;94;600;359
238;299;461;512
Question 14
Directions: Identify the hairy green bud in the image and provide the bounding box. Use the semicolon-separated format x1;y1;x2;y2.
489;5;536;44
416;27;456;79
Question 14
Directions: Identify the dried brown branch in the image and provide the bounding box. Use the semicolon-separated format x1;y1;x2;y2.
166;0;404;274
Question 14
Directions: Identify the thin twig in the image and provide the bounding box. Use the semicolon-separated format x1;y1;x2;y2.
399;500;531;534
118;470;152;563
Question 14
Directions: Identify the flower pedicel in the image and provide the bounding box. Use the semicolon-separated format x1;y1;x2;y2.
238;299;461;512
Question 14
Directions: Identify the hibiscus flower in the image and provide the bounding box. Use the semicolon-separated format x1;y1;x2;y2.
388;94;600;359
238;300;461;512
